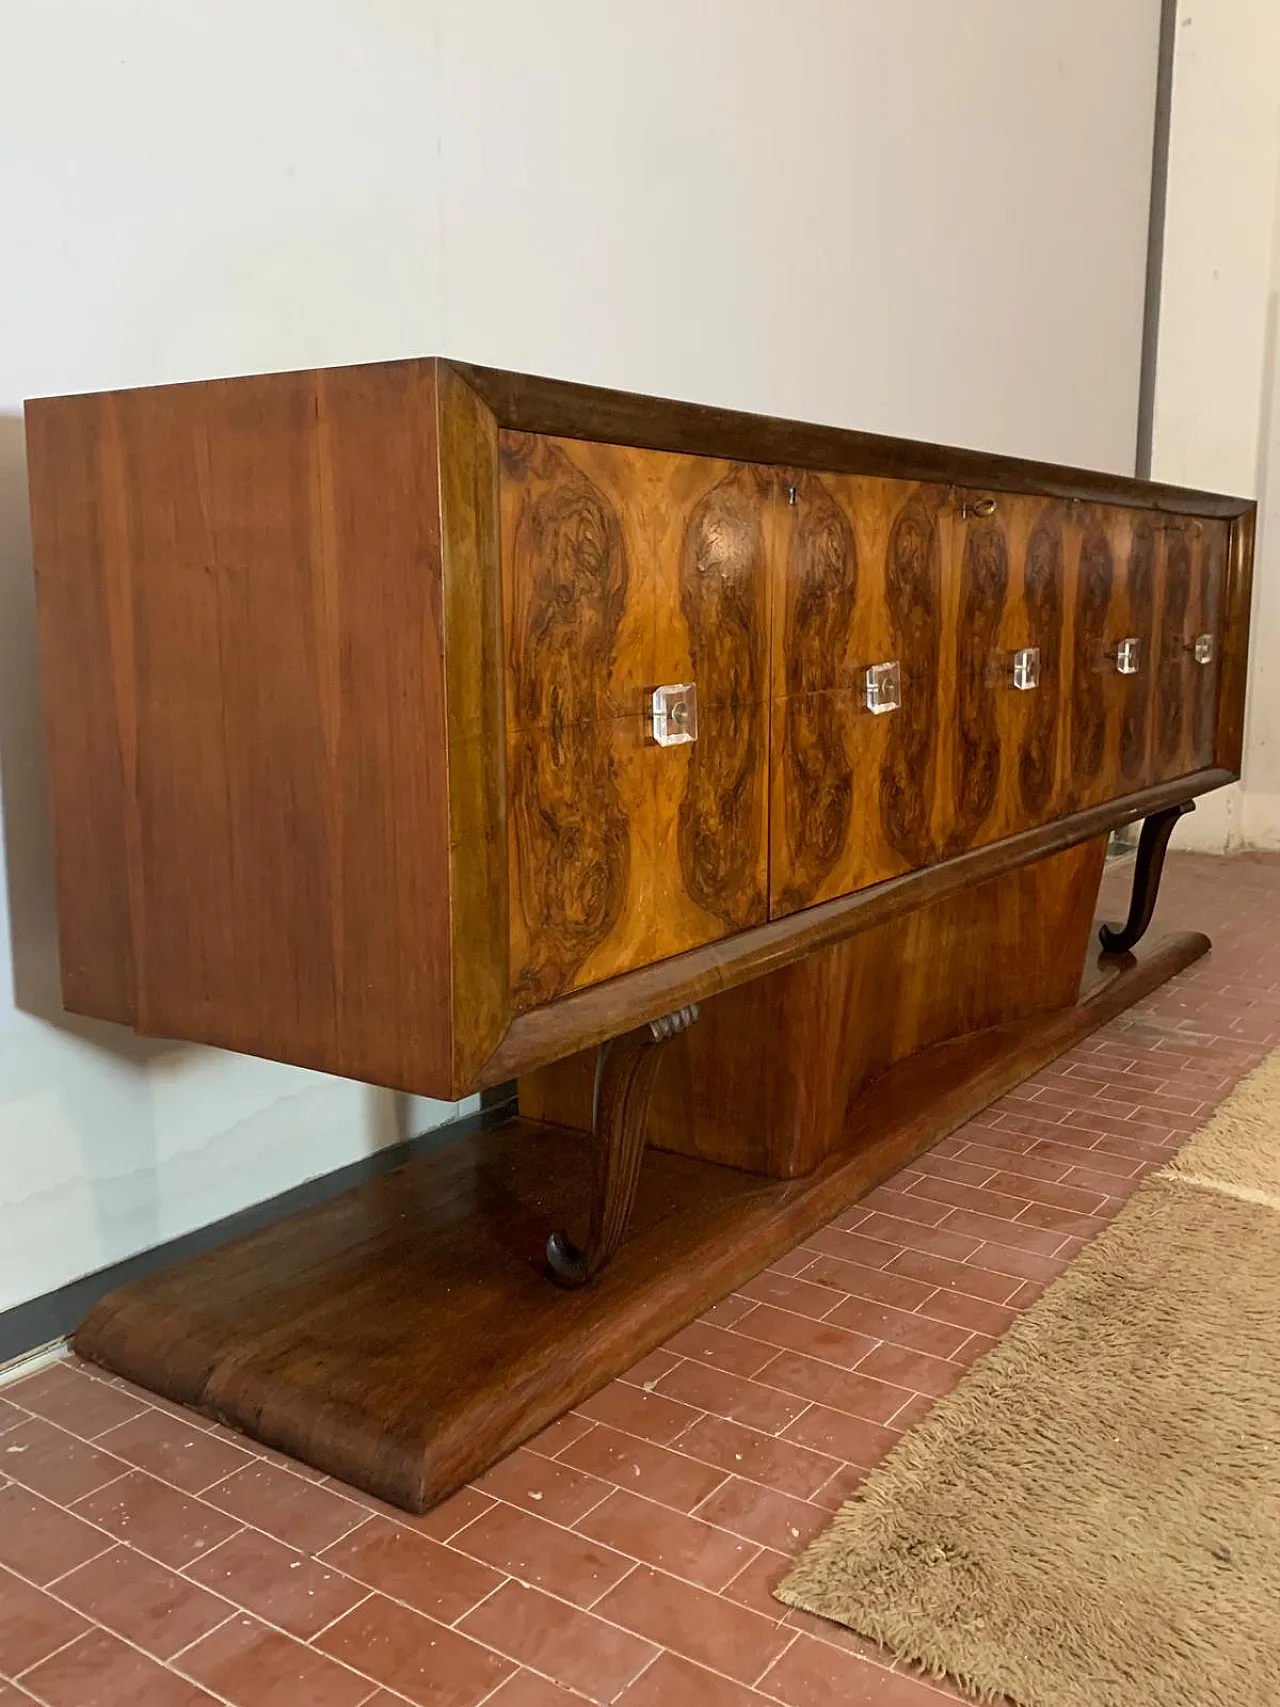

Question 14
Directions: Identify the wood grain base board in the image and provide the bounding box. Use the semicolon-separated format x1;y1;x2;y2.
73;930;1208;1512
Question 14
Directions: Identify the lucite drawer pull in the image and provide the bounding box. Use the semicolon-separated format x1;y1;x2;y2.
865;660;902;715
1112;638;1141;675
1192;633;1214;665
1012;647;1040;691
651;682;698;746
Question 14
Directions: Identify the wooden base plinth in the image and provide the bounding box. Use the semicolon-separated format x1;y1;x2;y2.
74;929;1207;1513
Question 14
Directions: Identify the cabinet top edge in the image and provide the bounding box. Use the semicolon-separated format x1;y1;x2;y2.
23;353;1253;519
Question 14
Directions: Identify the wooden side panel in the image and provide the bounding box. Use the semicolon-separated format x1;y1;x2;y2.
501;434;771;1005
30;361;471;1096
942;493;1071;851
436;368;509;1087
1215;508;1255;776
770;475;951;915
25;397;138;1024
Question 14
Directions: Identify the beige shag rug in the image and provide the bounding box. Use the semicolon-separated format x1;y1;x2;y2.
775;1049;1280;1707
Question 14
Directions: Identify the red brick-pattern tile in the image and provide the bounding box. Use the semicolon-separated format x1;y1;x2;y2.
0;1565;90;1677
184;1525;369;1639
458;1580;657;1700
3;851;1276;1706
314;1592;514;1704
0;1416;128;1506
17;1626;220;1706
191;1615;380;1706
53;1545;233;1660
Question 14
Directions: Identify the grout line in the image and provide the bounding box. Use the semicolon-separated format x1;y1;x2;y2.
9;1600;243;1707
303;1587;376;1642
583;1556;640;1612
166;1605;387;1704
163;1607;242;1661
12;1626;96;1683
611;1647;664;1700
444;1574;509;1631
751;1628;803;1696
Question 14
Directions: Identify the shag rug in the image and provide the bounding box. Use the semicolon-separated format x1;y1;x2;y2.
775;1049;1280;1707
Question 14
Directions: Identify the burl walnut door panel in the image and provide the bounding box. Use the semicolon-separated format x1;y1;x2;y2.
769;474;952;917
1063;503;1161;812
1151;516;1229;784
943;493;1070;851
500;431;771;1006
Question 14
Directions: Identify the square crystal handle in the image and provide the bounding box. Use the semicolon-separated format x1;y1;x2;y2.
1012;647;1040;691
1193;633;1214;665
1114;637;1141;675
864;660;901;715
651;682;698;746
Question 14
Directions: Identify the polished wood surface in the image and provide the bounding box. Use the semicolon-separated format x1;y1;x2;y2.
1150;517;1229;786
436;364;510;1087
1215;509;1255;775
24;400;138;1025
769;476;949;912
451;361;1249;520
944;492;1071;848
500;434;771;1005
29;365;459;1091
25;357;1256;1100
521;838;1106;1178
74;925;1209;1512
482;765;1232;1089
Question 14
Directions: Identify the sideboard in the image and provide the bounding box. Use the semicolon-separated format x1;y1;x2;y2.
25;359;1254;1509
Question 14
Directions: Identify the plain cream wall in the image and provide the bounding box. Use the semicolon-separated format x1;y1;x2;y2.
1152;1;1280;852
0;0;1163;1314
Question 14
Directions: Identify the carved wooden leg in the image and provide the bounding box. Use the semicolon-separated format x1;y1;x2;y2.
546;1005;699;1287
1099;800;1195;955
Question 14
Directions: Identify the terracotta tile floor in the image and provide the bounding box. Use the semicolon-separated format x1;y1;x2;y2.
3;849;1280;1707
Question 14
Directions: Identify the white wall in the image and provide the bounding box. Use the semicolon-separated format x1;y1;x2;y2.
1151;1;1280;852
0;0;1163;1314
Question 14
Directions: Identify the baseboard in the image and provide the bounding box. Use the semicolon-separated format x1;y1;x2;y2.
1243;791;1280;850
1171;787;1280;854
0;1091;516;1366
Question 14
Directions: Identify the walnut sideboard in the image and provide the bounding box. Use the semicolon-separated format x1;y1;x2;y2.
25;358;1254;1509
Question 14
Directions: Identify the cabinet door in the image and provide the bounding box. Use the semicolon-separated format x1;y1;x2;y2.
1063;503;1160;812
1152;516;1229;783
500;432;771;1006
942;492;1070;851
769;473;951;917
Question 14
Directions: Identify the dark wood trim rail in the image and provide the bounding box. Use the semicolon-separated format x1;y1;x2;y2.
450;361;1252;520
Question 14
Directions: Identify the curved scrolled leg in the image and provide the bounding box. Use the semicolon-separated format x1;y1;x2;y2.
1099;800;1195;955
546;1005;699;1288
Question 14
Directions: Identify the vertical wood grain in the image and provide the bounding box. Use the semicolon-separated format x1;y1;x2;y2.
436;365;509;1086
524;837;1109;1180
1215;508;1255;777
1148;515;1231;786
1063;504;1161;811
501;435;770;1004
25;396;138;1023
943;494;1072;852
770;475;950;916
30;361;476;1095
